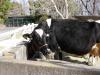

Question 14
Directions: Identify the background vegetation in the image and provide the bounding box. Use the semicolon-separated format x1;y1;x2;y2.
0;0;12;24
0;0;99;25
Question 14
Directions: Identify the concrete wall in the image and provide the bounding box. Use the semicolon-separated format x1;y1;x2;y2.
0;59;100;75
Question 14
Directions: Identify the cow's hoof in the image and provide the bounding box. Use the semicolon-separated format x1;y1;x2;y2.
46;52;55;60
87;56;96;66
32;52;46;60
87;61;94;66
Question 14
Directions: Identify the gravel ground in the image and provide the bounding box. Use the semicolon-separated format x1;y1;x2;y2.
0;27;19;34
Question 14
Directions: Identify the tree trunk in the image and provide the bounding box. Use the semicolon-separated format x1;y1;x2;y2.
51;0;66;19
93;0;96;15
65;0;69;19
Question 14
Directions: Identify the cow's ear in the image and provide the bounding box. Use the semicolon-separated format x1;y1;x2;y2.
23;34;32;39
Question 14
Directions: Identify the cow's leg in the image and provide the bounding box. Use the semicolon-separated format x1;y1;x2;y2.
88;55;96;66
46;50;55;59
58;51;63;60
87;44;100;66
41;33;54;59
54;52;59;60
54;51;62;60
32;51;46;60
83;54;90;64
40;45;55;60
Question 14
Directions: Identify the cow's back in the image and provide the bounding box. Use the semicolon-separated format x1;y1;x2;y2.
51;19;96;55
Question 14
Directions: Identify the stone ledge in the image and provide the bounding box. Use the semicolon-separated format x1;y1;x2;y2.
0;59;100;75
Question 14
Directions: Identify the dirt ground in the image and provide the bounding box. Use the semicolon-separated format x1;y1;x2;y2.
0;24;6;29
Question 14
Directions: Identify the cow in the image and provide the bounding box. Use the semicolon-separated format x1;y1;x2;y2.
87;43;100;65
24;18;100;65
23;27;53;60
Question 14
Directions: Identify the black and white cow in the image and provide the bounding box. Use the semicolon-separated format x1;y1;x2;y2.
24;18;100;65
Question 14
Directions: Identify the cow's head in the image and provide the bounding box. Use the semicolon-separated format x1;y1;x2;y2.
35;19;53;56
25;19;54;59
33;18;52;45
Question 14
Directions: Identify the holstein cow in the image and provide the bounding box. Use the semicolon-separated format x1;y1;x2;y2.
24;19;100;65
88;43;100;65
23;26;51;60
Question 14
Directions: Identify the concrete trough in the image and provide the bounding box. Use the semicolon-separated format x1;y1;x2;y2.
0;59;100;75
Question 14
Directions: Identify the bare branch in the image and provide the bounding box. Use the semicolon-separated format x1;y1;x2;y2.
93;0;96;14
51;0;65;19
64;0;69;18
80;0;93;15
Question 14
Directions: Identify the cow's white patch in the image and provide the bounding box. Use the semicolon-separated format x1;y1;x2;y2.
87;19;94;22
35;29;44;38
46;18;51;28
95;20;100;23
92;44;97;49
46;34;49;37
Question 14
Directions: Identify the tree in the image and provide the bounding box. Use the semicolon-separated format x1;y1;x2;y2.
50;0;68;19
29;0;79;19
75;0;99;16
0;0;12;23
50;0;79;18
80;0;93;15
8;2;24;16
